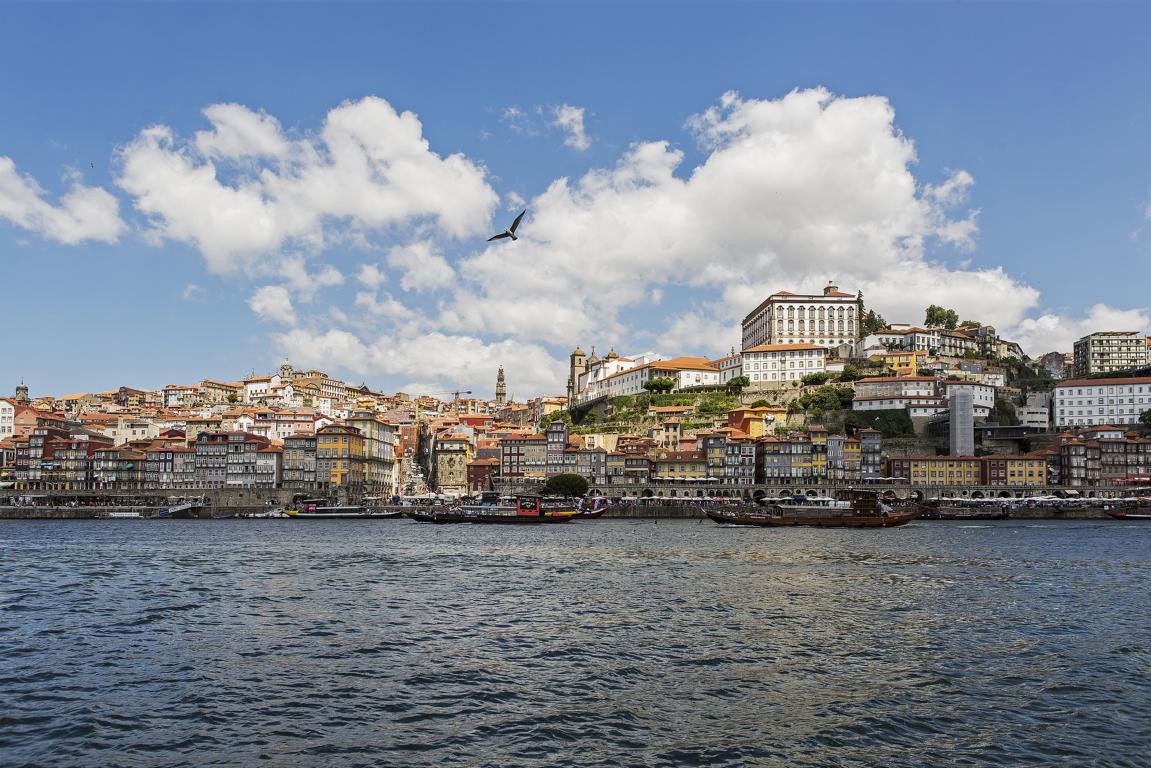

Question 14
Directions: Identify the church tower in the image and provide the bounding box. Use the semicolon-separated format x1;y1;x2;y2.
14;382;30;403
495;366;507;405
567;346;587;401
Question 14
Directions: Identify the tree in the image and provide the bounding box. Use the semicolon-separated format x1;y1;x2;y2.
958;320;981;329
861;309;887;336
994;397;1020;427
925;304;960;330
801;372;832;385
750;399;772;408
726;375;750;394
643;376;676;394
542;473;589;498
837;365;863;382
1140;409;1151;429
226;393;239;403
538;410;573;431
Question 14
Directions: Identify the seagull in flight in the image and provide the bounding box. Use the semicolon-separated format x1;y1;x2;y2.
488;209;526;242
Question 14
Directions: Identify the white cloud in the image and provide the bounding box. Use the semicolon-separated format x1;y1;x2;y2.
117;97;499;273
453;88;1017;357
1011;303;1151;356
506;191;526;212
386;240;455;292
182;283;206;302
194;103;290;159
249;285;296;325
275;327;565;394
552;104;590;151
0;157;123;244
274;256;344;301
356;263;386;288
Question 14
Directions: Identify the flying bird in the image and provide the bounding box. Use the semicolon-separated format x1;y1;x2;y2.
488;209;526;242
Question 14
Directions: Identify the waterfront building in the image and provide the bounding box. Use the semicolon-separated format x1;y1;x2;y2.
741;281;862;356
859;429;883;479
282;433;318;491
980;455;1047;487
741;343;826;385
467;457;500;492
1073;332;1150;377
191;431;274;489
545;420;570;474
92;446;148;490
316;424;365;495
346;411;398;495
651;450;707;482
1052;376;1151;428
886;456;982;486
432;428;471;496
499;433;547;480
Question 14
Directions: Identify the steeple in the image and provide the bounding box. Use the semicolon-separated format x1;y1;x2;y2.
14;382;30;403
495;366;507;405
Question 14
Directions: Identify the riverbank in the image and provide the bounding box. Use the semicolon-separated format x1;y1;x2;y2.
1;504;1118;520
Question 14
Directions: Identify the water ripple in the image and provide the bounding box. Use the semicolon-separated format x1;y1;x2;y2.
0;519;1149;767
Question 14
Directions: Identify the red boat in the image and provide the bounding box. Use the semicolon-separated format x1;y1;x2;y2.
708;489;919;528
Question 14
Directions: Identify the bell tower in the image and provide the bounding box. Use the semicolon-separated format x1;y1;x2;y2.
495;366;507;405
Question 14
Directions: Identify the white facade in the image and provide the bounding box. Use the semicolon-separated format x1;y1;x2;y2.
0;399;14;440
853;377;937;401
714;354;743;385
741;282;861;356
1053;377;1151;428
573;358;718;404
163;385;199;409
942;381;996;412
1016;405;1051;430
855;395;946;415
741;344;826;384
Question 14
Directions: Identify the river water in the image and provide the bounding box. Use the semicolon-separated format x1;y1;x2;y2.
1;519;1148;767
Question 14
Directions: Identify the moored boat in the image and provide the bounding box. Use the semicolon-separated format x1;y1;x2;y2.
286;497;398;519
151;496;206;519
708;489;918;528
410;494;575;524
918;498;1010;520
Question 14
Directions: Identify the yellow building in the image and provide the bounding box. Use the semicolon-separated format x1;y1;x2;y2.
906;456;981;485
652;450;707;481
316;423;366;493
982;455;1047;487
869;350;928;376
807;426;829;480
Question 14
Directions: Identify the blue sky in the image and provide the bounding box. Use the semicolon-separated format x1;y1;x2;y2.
3;2;1150;398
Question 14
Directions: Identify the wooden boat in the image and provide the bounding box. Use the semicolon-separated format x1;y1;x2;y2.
1102;496;1151;520
1104;508;1151;520
708;489;918;528
409;494;575;524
